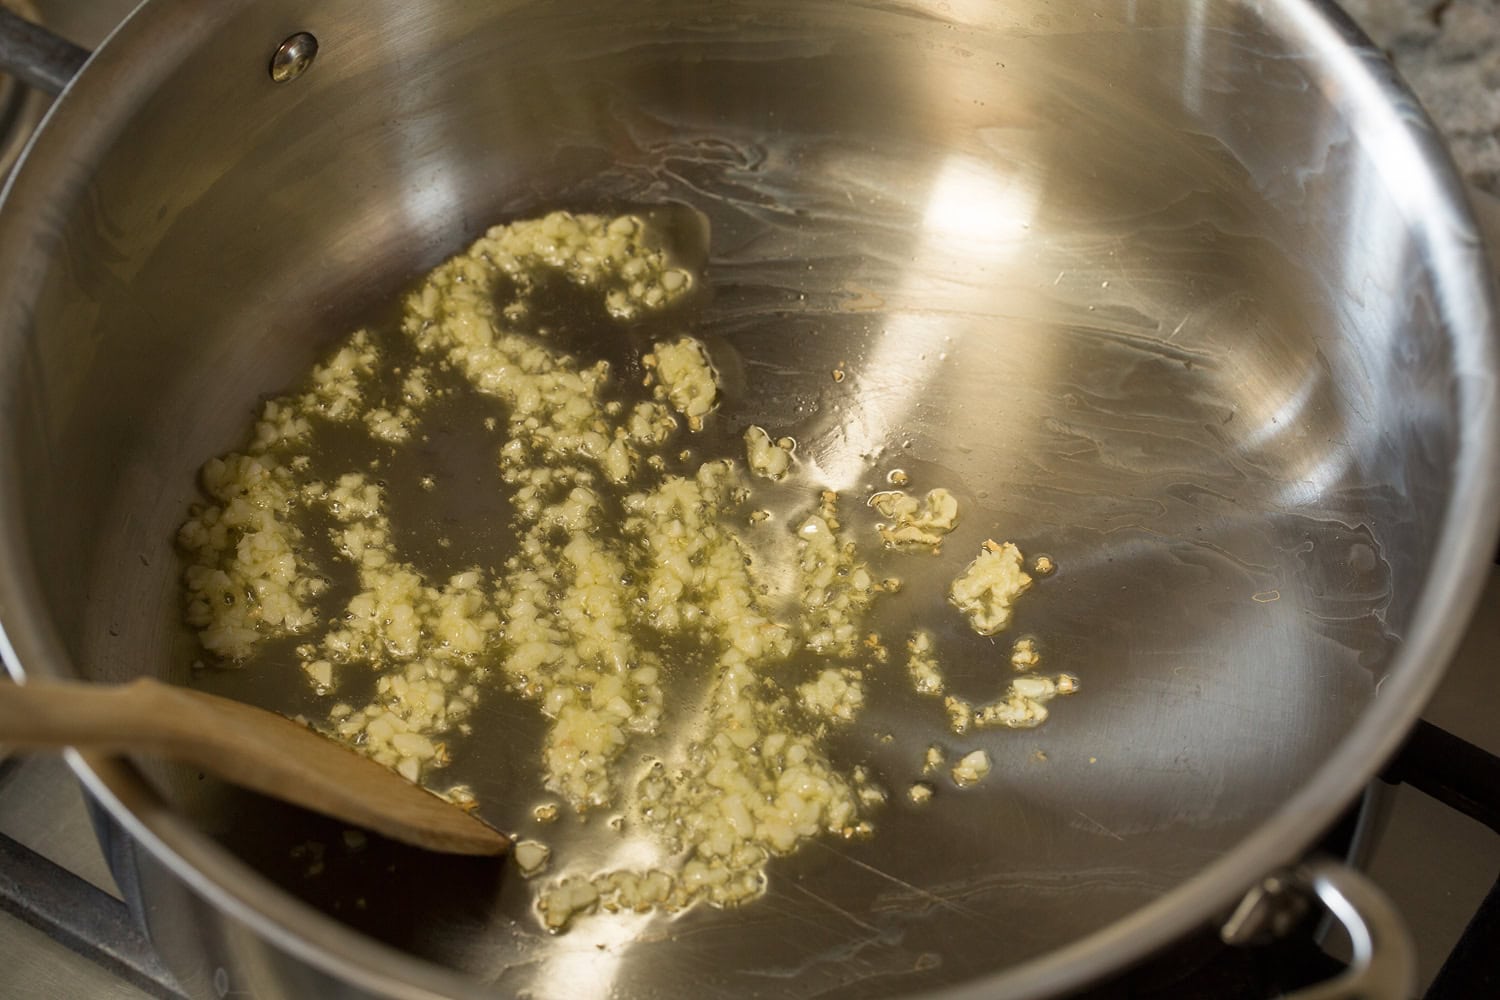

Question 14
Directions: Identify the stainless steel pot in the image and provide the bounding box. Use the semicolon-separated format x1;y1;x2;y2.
1;1;1497;998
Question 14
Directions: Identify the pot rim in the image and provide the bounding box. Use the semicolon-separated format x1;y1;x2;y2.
1;1;1497;997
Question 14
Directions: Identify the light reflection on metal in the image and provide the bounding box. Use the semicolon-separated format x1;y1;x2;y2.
815;154;1038;491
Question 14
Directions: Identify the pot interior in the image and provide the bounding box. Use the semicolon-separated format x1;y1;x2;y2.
1;1;1491;997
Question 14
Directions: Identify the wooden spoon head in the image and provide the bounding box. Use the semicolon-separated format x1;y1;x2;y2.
142;681;512;857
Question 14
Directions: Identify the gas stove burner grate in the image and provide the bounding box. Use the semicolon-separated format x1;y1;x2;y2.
0;0;49;180
0;790;183;1000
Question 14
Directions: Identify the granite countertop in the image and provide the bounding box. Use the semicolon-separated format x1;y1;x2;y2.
1342;0;1500;197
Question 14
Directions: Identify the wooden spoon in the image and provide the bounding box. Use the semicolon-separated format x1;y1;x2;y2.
0;677;509;856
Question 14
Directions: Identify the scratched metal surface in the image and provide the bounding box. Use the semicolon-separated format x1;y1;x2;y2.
0;1;1496;998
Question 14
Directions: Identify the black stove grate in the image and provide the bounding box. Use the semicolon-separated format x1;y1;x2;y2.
0;817;183;1000
1381;721;1500;1000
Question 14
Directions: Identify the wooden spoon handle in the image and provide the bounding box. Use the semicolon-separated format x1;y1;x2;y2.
0;677;196;750
0;678;509;857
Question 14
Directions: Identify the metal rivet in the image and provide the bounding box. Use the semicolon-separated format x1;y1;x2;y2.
269;32;318;83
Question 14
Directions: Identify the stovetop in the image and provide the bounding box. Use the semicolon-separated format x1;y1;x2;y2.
1;2;1498;998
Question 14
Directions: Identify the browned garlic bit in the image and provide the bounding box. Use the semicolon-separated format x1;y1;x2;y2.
177;209;1081;935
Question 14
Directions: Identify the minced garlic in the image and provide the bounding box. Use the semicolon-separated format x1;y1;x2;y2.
300;329;377;421
1011;637;1040;671
906;630;944;695
869;488;959;550
648;336;718;427
796;491;889;656
177;454;322;660
944;695;974;734
853;766;888;808
514;840;552;877
950;539;1033;635
951;749;992;787
744;425;794;480
798;668;866;723
974;673;1079;730
902;629;1077;738
177;208;1078;936
362;405;413;443
538;876;600;931
302;659;333;692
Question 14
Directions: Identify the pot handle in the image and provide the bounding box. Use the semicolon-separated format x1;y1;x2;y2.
0;6;89;96
1222;858;1416;1000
